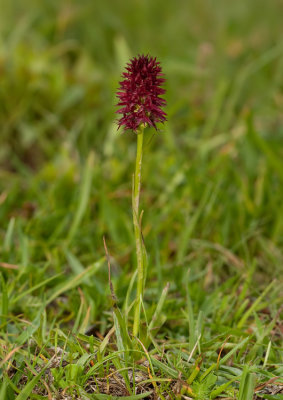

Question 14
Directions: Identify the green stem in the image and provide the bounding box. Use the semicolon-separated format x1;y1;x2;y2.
133;125;144;337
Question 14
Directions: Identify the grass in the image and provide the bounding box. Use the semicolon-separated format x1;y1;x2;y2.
0;0;283;398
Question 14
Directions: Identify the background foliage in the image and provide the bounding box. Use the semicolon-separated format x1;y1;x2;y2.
0;0;282;398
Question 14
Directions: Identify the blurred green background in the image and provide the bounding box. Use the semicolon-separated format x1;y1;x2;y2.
0;0;282;326
1;0;283;164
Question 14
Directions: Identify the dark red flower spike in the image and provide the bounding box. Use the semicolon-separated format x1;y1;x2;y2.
116;54;167;132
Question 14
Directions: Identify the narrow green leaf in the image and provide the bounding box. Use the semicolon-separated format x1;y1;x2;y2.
11;273;61;304
16;306;44;345
185;272;196;352
177;185;212;262
46;258;104;305
200;336;250;382
237;281;275;328
0;274;8;328
247;116;283;182
210;375;239;398
148;282;169;332
151;358;179;379
67;151;94;244
0;376;7;398
15;362;50;400
238;367;256;400
4;217;15;252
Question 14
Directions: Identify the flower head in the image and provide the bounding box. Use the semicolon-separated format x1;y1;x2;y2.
116;54;167;132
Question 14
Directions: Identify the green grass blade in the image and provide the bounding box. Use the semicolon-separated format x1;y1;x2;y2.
0;376;7;398
4;217;15;252
210;375;239;398
199;336;250;382
148;282;169;332
0;274;8;328
237;280;275;328
11;273;61;304
15;362;50;400
46;257;104;304
247;116;283;182
67;151;94;244
16;306;45;345
238;367;256;400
